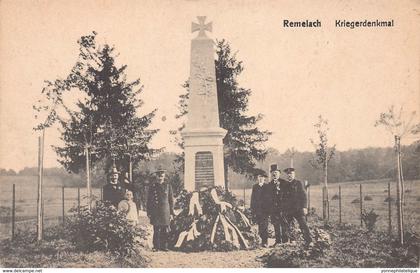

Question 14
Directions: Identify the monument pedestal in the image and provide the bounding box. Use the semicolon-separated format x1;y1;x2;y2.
182;128;226;191
182;16;226;192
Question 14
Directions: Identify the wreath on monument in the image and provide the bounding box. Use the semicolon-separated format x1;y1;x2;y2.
168;186;259;252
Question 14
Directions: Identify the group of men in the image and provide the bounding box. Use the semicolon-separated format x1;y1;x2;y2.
103;162;312;250
250;164;312;247
102;165;174;252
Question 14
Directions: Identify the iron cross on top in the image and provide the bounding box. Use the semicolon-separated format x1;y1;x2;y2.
192;16;212;38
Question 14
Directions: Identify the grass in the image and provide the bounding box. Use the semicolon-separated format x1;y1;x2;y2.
0;239;148;268
232;179;420;234
1;178;418;239
0;220;149;268
261;215;419;268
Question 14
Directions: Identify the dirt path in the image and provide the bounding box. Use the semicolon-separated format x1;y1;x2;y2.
144;248;269;268
138;212;271;268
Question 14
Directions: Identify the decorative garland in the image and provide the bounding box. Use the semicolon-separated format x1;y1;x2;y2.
169;187;258;251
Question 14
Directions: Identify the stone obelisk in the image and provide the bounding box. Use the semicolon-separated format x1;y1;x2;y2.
181;16;226;191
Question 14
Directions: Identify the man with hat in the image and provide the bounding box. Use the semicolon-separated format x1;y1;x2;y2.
146;166;175;251
103;165;125;207
250;169;269;247
263;164;288;247
282;167;312;246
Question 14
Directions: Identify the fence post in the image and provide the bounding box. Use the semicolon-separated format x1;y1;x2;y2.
77;187;81;214
243;182;246;208
62;186;65;225
322;187;325;220
388;182;392;238
339;185;342;225
327;192;330;221
41;195;44;238
307;184;311;212
360;184;363;227
37;131;44;241
12;184;15;240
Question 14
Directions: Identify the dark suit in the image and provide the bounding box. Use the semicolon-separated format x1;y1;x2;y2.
122;182;135;193
281;179;311;243
265;179;289;244
147;181;174;250
103;183;124;207
251;183;269;244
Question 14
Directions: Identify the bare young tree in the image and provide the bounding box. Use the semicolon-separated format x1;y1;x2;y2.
285;147;297;168
310;115;336;222
375;105;419;246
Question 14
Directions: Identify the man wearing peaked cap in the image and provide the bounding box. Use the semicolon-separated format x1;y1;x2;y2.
147;166;174;251
282;167;312;246
250;169;269;247
103;165;124;207
283;167;295;174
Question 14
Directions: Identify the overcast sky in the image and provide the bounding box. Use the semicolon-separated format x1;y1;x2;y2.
0;0;419;171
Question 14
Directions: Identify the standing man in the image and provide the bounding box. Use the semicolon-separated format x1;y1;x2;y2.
103;165;124;207
250;170;269;247
282;167;312;246
147;166;175;251
264;164;288;247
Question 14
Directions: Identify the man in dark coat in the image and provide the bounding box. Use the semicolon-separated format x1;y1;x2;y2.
263;164;288;247
250;170;269;247
281;167;312;246
103;166;124;207
147;167;175;251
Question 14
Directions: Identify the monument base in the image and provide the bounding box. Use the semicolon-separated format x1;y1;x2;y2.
181;127;226;191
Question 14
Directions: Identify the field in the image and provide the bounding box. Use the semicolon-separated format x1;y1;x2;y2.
232;179;420;233
0;176;101;239
1;176;419;240
0;176;419;267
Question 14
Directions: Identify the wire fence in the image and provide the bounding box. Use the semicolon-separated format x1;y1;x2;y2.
232;179;420;234
0;185;102;239
1;179;419;240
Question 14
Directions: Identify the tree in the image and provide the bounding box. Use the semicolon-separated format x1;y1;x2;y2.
310;115;336;222
34;32;160;176
285;147;297;168
375;105;419;245
175;39;271;190
0;169;16;176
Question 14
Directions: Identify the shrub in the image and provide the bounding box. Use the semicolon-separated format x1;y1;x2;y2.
262;225;332;267
384;197;395;202
0;206;11;221
67;200;147;256
262;218;418;268
361;209;379;232
351;198;360;204
308;207;316;216
364;195;373;201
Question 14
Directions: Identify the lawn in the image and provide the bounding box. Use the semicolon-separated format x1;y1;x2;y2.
232;179;420;233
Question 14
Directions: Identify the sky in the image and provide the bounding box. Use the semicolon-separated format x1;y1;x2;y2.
0;0;419;171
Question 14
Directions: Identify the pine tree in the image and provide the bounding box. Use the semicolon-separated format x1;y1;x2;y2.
176;39;271;189
34;32;160;174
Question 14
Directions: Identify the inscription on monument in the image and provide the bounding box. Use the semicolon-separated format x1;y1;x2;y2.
194;151;215;190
